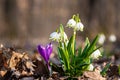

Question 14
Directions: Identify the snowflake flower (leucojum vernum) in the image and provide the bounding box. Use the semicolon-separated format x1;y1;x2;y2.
91;49;101;59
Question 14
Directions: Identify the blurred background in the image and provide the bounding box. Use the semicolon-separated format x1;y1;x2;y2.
0;0;120;49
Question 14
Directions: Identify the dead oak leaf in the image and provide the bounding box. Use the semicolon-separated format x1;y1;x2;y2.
83;69;106;80
9;52;23;70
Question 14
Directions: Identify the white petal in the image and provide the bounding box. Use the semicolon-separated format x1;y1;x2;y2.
66;19;76;28
75;22;84;31
91;49;101;59
50;32;60;42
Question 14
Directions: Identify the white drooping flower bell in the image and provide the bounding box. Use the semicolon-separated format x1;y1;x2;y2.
91;49;101;59
66;19;76;28
75;22;84;31
66;18;84;32
50;32;60;42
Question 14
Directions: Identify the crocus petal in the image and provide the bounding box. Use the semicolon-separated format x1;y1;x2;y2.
37;43;53;64
37;45;48;63
45;43;53;62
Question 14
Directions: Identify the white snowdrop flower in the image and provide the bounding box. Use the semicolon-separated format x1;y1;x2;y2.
50;32;60;42
66;19;76;28
91;49;101;59
75;22;84;31
88;64;94;71
109;34;117;42
98;34;106;45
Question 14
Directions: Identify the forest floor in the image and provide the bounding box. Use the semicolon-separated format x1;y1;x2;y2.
0;44;120;80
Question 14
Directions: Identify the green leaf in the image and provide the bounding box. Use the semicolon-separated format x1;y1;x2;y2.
67;34;76;67
81;44;89;58
59;24;64;39
87;35;99;56
58;47;68;70
118;64;120;75
58;45;70;71
59;24;64;33
85;37;90;46
67;35;73;55
82;35;99;58
57;47;63;64
67;34;75;56
64;43;70;70
100;63;111;76
77;47;82;57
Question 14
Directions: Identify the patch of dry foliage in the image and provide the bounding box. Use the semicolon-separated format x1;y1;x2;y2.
0;44;120;80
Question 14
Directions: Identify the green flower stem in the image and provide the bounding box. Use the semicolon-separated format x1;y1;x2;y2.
72;30;76;55
48;63;52;76
71;30;76;67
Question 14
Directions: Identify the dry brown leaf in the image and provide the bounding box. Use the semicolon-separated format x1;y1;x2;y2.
9;52;23;70
83;69;106;80
0;70;7;77
13;70;21;77
26;61;35;71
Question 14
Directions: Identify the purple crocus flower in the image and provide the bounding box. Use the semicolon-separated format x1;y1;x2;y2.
37;43;53;65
